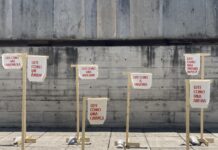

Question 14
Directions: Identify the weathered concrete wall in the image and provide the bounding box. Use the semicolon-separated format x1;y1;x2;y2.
0;0;218;40
0;46;218;128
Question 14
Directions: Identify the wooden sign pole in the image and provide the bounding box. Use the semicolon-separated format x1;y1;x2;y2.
76;65;80;140
125;73;131;147
70;64;80;141
123;73;140;148
21;53;27;150
81;97;87;150
69;64;92;144
200;55;205;141
199;53;213;145
185;80;190;150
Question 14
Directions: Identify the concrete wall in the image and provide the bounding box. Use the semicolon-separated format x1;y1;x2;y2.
0;0;218;40
0;46;218;128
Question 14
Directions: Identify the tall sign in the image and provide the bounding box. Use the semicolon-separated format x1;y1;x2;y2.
69;64;99;143
2;53;48;150
81;97;109;150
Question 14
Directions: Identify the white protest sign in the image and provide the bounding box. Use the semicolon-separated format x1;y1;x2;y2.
2;53;23;69
87;98;108;125
78;65;98;79
184;54;200;76
27;55;48;82
190;80;210;108
130;73;152;89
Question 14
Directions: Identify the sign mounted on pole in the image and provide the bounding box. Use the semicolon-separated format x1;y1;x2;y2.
130;73;152;89
2;53;23;69
190;80;210;109
184;54;200;76
27;55;48;82
87;98;108;125
78;65;98;80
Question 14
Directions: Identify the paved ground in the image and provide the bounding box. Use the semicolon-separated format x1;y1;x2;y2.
0;128;217;150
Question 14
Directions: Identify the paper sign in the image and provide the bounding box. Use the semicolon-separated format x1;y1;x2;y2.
87;98;108;125
27;55;48;82
130;73;152;89
2;53;22;69
78;65;98;79
185;54;200;75
190;80;210;108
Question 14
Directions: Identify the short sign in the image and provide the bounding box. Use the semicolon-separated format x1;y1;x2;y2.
78;65;98;79
130;73;152;89
87;98;108;125
190;80;210;108
2;53;22;69
184;54;200;76
27;55;48;82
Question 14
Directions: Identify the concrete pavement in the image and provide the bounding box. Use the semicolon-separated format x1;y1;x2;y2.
0;129;217;150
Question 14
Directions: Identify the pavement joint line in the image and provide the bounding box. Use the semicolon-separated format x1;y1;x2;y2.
144;132;151;149
27;131;47;147
107;129;112;150
177;132;195;150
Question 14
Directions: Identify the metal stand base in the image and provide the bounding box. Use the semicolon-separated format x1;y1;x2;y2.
198;138;214;146
115;140;140;149
13;136;36;145
66;136;91;145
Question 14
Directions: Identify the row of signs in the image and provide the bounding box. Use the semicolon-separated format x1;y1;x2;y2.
2;54;48;82
1;53;211;120
87;80;211;125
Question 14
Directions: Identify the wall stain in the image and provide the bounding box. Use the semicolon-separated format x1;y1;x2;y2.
211;46;218;56
162;0;170;17
213;0;218;35
65;47;78;78
171;46;178;66
51;48;59;77
1;0;5;36
119;0;130;14
185;45;194;53
141;46;155;67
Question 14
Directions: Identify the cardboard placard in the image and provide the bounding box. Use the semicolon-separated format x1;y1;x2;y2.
87;98;108;125
130;73;152;89
27;55;48;82
78;65;98;79
185;54;200;76
190;80;210;108
2;53;23;69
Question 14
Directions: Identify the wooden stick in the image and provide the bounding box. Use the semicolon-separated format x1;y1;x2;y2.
76;65;80;140
125;73;131;147
200;55;205;140
21;53;27;150
81;97;86;150
185;80;190;150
